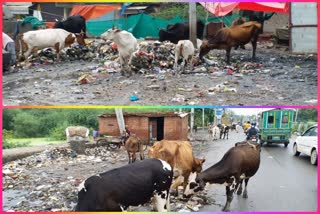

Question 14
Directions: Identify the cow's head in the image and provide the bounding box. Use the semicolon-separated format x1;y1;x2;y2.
183;172;205;198
199;40;213;60
75;33;86;46
192;158;205;173
101;28;121;41
158;29;167;42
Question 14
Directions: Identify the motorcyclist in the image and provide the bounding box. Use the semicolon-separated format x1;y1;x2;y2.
243;121;251;133
246;122;260;141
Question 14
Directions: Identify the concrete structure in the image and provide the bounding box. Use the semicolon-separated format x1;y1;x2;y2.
98;112;189;142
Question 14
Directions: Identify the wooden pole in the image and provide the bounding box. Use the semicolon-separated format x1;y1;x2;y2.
189;2;197;48
202;108;205;131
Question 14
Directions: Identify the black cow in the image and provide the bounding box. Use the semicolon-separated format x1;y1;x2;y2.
217;124;230;139
184;142;261;211
75;158;173;211
54;15;87;38
159;20;205;44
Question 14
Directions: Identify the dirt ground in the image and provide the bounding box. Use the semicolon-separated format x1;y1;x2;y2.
3;43;317;106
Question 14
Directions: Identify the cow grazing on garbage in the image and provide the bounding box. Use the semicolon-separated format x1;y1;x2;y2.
100;28;138;76
159;20;205;44
199;21;261;64
184;142;261;211
54;15;87;38
18;28;85;61
148;140;205;195
173;40;195;73
75;158;173;211
124;135;145;164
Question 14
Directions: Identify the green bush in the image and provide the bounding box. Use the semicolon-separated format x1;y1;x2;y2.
49;123;69;141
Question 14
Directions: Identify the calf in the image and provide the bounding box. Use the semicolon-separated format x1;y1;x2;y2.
124;135;145;164
148;140;205;195
100;28;138;76
173;40;195;73
18;28;85;61
199;21;261;64
184;142;261;211
75;158;173;211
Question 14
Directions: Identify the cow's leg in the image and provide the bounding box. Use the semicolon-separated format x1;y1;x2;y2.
119;56;125;76
236;180;243;195
54;42;61;61
132;152;137;163
223;186;233;211
127;151;131;164
23;46;33;62
153;190;168;212
226;47;231;64
173;53;179;72
171;176;184;196
243;178;249;198
223;176;238;211
251;40;257;61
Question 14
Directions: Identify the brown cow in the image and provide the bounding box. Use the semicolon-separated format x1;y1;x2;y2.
199;21;261;64
124;135;145;164
184;141;261;211
148;140;205;195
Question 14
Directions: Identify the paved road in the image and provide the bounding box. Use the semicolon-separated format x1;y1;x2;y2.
192;129;317;212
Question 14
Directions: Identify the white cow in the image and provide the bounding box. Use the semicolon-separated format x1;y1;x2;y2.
173;40;195;73
211;126;220;141
236;124;242;133
18;28;84;61
101;28;138;76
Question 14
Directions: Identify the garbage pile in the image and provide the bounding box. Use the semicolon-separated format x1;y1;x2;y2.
2;146;127;211
131;41;176;72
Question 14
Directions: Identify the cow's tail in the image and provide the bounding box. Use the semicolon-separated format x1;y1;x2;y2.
82;16;87;38
179;43;184;57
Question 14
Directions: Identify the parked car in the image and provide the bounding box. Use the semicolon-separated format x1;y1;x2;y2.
293;125;318;165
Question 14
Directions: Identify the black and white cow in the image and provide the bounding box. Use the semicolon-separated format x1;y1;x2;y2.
75;158;173;212
183;142;261;211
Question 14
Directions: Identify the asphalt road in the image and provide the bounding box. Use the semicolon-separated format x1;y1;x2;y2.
192;129;318;212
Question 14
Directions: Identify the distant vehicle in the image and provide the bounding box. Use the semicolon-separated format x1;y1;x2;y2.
293;125;318;165
258;109;295;147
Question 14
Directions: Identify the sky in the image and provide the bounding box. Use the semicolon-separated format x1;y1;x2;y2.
229;108;274;116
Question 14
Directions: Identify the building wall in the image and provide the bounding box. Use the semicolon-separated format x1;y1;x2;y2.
98;116;149;142
125;117;149;142
164;117;188;140
99;115;188;142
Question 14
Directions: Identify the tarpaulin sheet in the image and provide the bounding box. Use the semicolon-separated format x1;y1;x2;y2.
200;2;289;17
70;5;121;20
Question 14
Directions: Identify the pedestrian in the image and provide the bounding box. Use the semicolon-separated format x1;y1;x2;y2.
2;32;16;71
93;129;99;141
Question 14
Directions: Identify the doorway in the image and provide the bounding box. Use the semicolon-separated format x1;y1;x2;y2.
149;117;164;141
